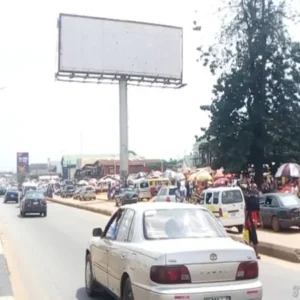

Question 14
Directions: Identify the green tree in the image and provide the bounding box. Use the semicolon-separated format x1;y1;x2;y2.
195;0;300;187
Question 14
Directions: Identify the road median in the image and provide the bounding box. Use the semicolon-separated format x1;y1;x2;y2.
46;196;300;263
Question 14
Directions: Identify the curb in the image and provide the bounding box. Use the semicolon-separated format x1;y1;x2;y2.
0;235;15;299
229;234;300;263
46;197;113;217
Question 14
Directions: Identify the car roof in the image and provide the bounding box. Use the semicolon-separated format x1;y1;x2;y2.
204;186;242;192
263;192;295;197
121;202;208;212
161;185;177;189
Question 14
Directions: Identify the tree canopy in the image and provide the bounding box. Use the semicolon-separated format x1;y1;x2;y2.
196;0;300;186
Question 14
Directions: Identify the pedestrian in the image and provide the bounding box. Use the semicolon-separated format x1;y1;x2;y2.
244;183;262;259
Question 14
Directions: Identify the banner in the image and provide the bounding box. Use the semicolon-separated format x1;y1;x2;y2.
16;152;29;174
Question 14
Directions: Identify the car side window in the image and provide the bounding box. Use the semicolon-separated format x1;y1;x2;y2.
213;192;219;204
205;192;213;204
265;196;273;206
127;215;135;242
116;209;135;242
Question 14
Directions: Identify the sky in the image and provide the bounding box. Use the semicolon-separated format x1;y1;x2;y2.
0;0;299;171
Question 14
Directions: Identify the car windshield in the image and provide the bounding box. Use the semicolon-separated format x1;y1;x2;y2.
221;190;243;204
7;189;17;193
143;208;226;240
26;191;44;199
279;194;300;206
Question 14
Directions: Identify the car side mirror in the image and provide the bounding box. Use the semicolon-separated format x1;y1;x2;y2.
92;228;103;237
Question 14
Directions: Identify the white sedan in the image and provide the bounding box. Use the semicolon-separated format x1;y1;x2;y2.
85;202;262;300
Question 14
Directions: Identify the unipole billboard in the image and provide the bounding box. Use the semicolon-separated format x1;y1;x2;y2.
56;13;184;183
16;152;29;174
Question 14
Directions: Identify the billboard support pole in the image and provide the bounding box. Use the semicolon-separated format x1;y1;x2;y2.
119;77;129;184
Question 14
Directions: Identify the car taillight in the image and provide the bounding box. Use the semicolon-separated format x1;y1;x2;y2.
219;208;223;217
150;265;191;284
166;197;171;202
236;261;258;280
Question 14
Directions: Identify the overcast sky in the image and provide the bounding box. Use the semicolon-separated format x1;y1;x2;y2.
0;0;298;170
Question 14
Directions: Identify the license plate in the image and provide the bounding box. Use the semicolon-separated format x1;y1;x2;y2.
204;297;231;300
33;201;38;205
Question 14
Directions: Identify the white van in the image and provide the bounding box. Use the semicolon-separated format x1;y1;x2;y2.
22;182;38;198
133;179;151;200
199;186;245;233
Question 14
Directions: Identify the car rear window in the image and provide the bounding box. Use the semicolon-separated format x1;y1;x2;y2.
143;208;226;240
221;190;243;204
26;192;44;199
168;188;177;196
279;194;300;206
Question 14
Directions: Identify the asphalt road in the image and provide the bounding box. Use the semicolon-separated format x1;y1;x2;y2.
0;199;299;300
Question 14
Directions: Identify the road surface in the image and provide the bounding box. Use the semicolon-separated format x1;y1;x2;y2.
0;198;299;300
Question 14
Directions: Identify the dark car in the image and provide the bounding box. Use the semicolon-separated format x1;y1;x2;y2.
4;188;19;203
260;192;300;231
0;186;7;196
61;185;76;198
20;190;47;217
115;187;138;207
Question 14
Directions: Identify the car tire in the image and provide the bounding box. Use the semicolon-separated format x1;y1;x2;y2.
122;277;134;300
272;216;281;232
44;212;47;217
236;225;244;233
85;254;96;297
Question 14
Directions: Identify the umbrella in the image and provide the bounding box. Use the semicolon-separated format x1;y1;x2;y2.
213;178;229;187
189;171;212;182
275;163;300;178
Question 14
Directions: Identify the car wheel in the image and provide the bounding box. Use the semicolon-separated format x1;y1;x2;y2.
272;216;281;232
236;225;243;233
122;277;134;300
44;211;47;217
85;254;96;297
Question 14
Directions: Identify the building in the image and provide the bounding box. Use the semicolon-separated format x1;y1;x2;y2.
61;152;163;179
192;137;214;167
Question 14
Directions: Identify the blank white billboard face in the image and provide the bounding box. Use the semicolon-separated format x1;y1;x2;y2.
58;14;183;80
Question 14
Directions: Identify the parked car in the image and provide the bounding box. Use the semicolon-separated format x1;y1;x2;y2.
79;186;96;201
20;190;47;217
61;185;76;198
0;186;7;196
115;187;138;206
73;187;82;200
4;188;19;203
151;185;179;202
85;202;262;299
260;192;300;231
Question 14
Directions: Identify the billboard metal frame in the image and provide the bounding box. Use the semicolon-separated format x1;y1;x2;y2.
55;13;186;182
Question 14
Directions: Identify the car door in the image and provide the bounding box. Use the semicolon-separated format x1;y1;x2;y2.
91;210;123;287
154;187;165;202
107;209;135;297
261;195;275;226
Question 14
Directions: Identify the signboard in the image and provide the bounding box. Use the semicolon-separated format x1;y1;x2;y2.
58;14;183;81
16;152;29;174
